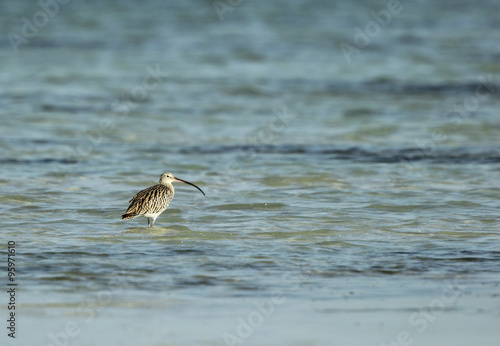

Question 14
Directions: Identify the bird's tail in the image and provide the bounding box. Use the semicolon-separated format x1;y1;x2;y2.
122;213;138;220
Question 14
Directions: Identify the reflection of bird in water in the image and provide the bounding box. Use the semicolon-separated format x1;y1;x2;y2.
122;172;205;227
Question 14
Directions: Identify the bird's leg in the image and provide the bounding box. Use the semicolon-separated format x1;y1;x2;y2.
147;218;151;227
150;217;156;227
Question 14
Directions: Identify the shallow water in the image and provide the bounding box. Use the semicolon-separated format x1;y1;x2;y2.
1;1;500;345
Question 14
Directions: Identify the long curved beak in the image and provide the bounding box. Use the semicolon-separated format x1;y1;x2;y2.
174;177;206;196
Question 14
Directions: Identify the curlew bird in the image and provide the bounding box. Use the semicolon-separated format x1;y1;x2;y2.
122;172;205;227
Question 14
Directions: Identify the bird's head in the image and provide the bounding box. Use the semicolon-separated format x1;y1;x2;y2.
159;172;176;184
159;172;205;196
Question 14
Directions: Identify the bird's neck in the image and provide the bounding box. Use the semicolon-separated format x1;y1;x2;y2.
160;182;174;191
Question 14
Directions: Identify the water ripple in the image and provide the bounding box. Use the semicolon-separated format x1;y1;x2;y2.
176;144;500;164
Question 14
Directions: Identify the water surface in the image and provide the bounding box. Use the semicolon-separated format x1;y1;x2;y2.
1;1;500;345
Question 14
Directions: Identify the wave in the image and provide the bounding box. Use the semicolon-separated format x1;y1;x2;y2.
178;144;500;164
2;145;498;165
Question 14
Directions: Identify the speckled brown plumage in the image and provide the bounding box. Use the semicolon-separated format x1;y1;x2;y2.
122;172;205;227
122;184;174;219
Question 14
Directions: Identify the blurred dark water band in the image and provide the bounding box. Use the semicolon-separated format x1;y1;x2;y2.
3;145;499;166
177;144;500;164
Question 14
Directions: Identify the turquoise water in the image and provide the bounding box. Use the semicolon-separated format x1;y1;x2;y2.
1;1;500;345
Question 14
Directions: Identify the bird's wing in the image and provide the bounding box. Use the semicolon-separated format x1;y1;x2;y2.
125;184;172;216
128;185;159;204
